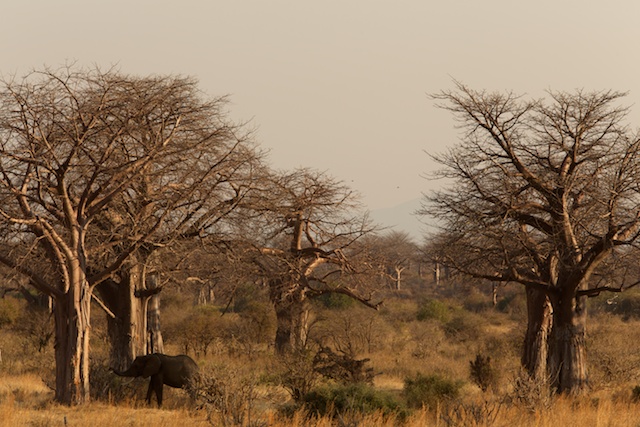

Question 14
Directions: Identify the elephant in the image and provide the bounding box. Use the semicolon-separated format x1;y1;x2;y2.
111;353;199;407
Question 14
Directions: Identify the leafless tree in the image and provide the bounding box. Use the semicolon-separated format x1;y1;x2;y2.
90;94;261;372
0;65;260;404
366;231;419;290
238;168;381;354
421;83;640;393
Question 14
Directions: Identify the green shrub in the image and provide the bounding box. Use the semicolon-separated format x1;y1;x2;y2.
416;298;452;323
314;292;355;310
303;383;406;418
403;373;462;409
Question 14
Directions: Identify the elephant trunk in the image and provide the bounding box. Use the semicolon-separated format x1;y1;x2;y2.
111;367;135;377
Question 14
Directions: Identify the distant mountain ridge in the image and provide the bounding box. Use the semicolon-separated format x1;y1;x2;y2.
370;198;426;239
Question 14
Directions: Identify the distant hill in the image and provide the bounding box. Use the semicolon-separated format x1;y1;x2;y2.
370;198;428;240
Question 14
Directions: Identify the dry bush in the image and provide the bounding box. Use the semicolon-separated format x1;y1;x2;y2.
495;291;527;319
164;306;231;357
443;311;484;343
271;350;319;402
311;307;391;356
469;354;499;393
18;307;52;349
312;347;374;385
379;298;420;325
460;287;498;314
592;290;640;320
408;321;447;360
507;371;555;413
89;358;147;404
195;367;260;427
587;314;640;389
164;301;275;361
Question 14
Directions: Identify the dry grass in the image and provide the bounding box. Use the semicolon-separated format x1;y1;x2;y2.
4;289;640;426
2;371;640;427
2;394;640;427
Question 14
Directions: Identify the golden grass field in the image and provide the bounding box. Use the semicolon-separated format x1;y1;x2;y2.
2;375;640;427
3;287;640;426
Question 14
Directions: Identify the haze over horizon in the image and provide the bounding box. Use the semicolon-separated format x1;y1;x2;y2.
2;1;639;230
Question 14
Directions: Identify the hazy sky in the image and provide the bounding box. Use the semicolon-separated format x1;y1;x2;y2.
2;1;640;212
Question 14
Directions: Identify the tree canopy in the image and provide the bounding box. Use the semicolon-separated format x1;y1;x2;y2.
0;65;260;404
421;83;640;392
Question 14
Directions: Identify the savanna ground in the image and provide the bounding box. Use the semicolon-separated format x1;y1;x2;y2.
2;281;640;426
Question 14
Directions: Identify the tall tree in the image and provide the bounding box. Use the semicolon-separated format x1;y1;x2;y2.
421;84;640;393
242;168;381;354
91;96;260;371
0;66;258;404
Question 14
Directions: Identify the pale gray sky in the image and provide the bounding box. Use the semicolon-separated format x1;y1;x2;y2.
2;1;639;215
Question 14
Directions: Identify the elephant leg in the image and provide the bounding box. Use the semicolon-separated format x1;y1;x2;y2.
146;380;154;405
156;382;164;407
150;374;164;407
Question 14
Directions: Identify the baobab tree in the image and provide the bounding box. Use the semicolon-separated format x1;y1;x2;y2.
91;107;260;371
0;65;259;404
240;168;381;354
421;84;640;393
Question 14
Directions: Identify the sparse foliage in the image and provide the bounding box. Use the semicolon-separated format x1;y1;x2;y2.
422;83;640;393
240;168;381;353
275;349;320;401
0;65;260;404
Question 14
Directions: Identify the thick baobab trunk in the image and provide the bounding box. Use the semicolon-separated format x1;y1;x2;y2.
96;265;147;372
53;277;92;405
549;290;588;394
521;287;553;381
272;285;311;354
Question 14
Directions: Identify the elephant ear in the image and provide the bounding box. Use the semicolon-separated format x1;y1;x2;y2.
142;355;161;378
